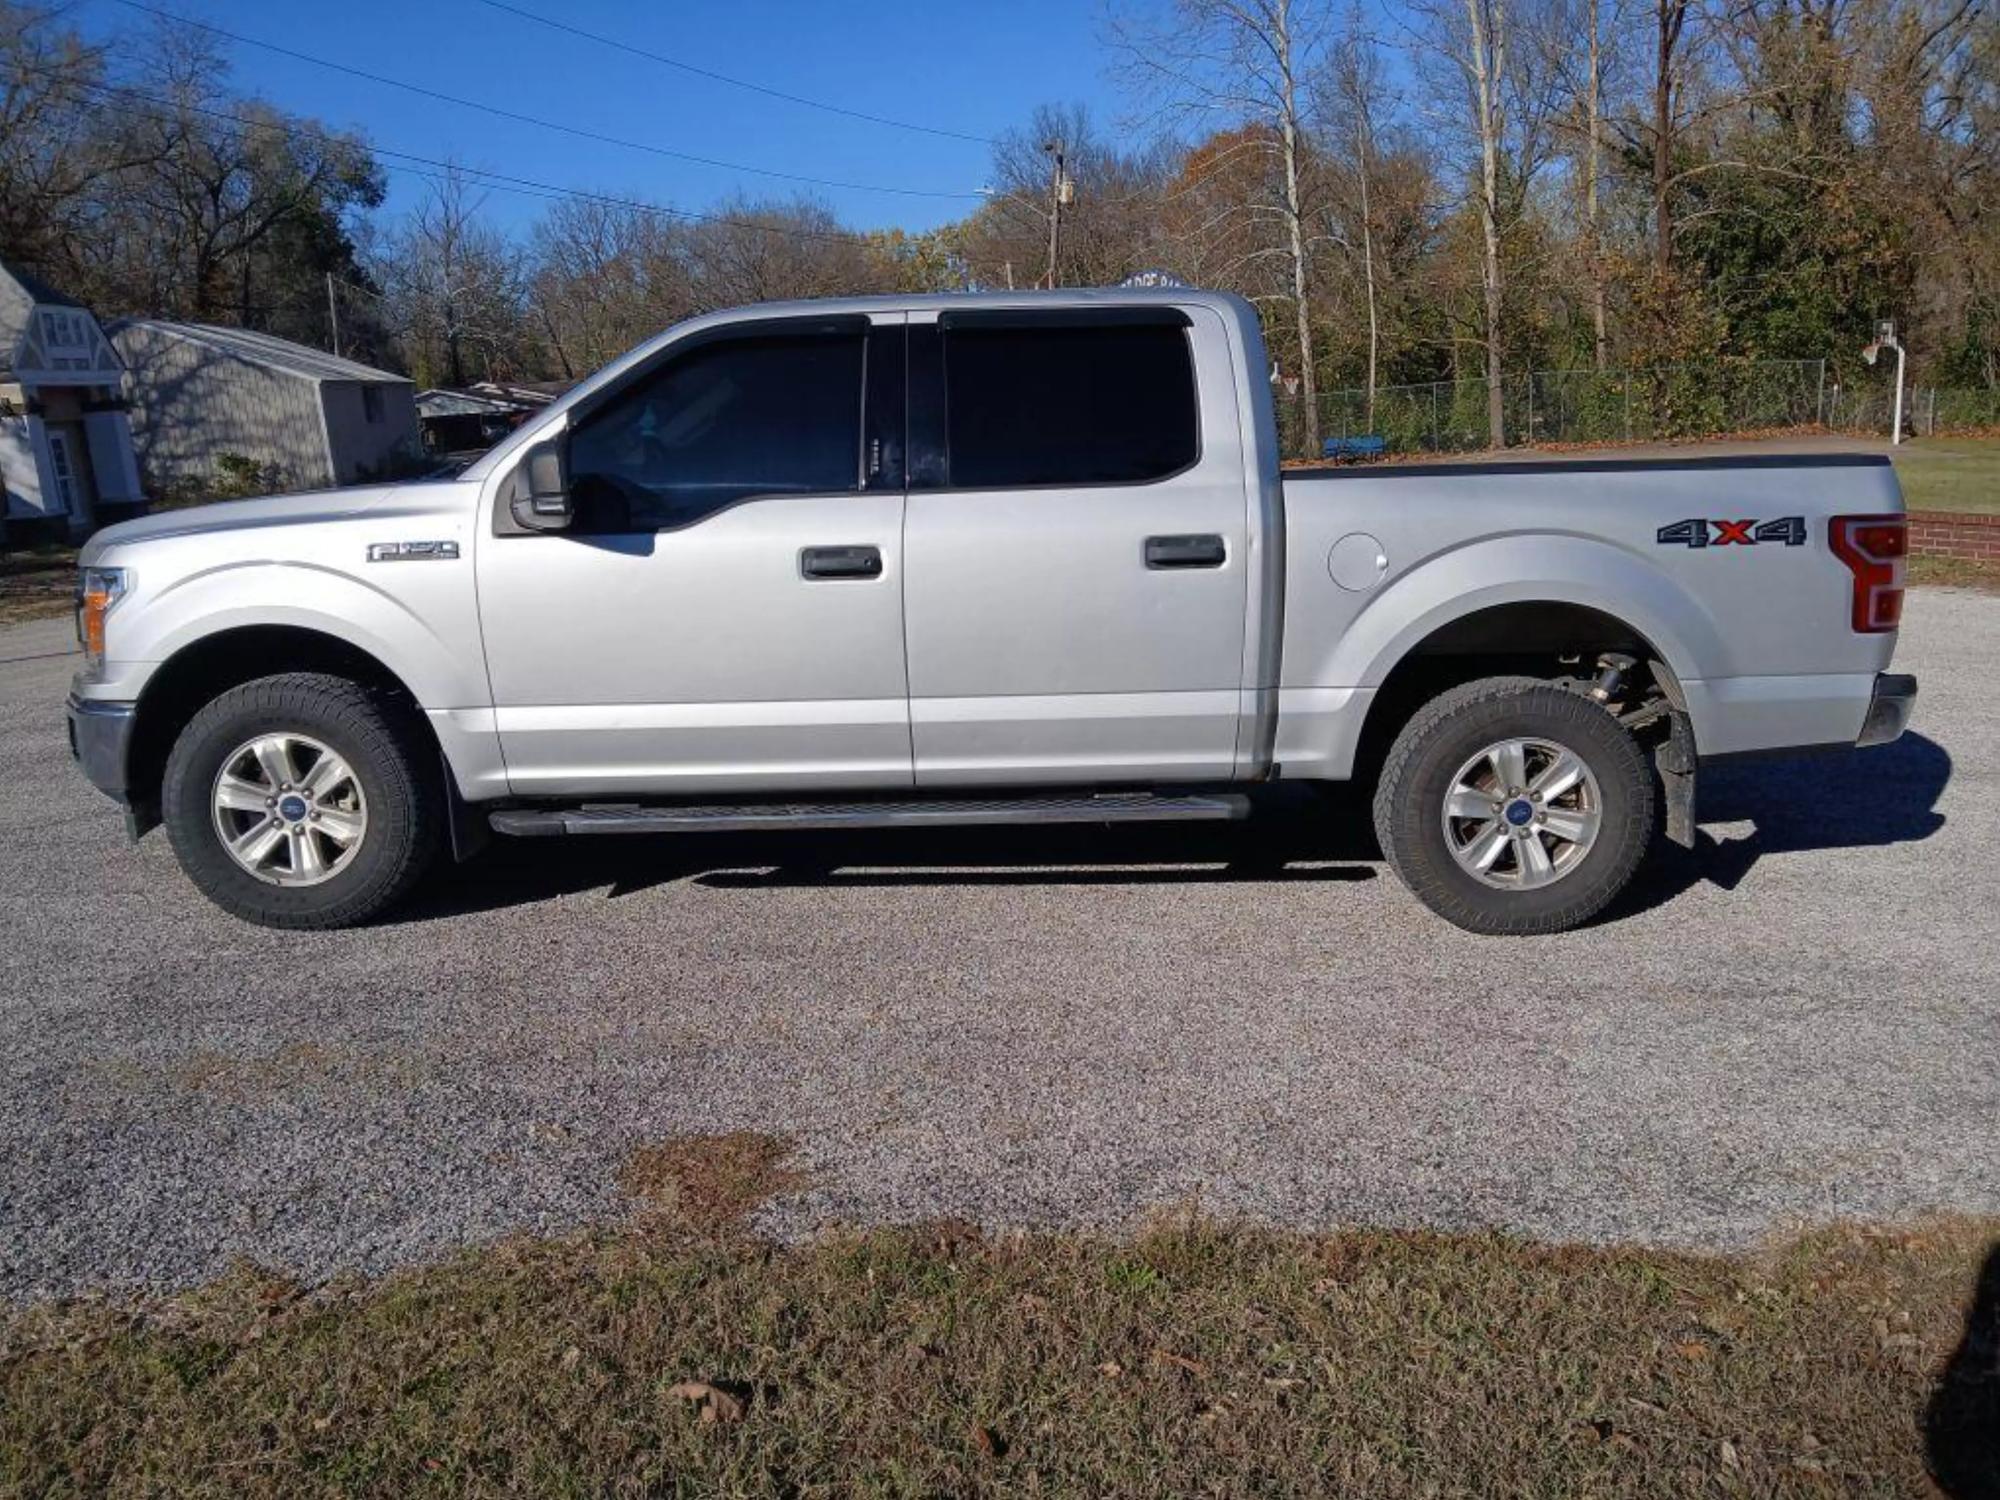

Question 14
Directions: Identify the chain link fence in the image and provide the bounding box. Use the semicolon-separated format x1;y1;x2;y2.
1824;382;2000;438
1277;358;2000;461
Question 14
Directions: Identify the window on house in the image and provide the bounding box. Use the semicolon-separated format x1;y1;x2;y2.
41;311;85;348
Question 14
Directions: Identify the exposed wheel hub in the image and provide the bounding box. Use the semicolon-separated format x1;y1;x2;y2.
1440;736;1603;891
210;732;368;887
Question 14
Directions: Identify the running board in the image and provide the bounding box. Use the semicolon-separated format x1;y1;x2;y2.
489;791;1251;838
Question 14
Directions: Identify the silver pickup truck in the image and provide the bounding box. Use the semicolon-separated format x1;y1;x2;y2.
67;289;1915;934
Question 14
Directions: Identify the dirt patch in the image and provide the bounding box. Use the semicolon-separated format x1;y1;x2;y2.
619;1131;806;1227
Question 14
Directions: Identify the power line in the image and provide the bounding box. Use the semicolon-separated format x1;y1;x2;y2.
40;69;895;247
463;0;998;147
106;0;984;202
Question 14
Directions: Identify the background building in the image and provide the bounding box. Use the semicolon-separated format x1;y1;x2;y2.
110;320;420;494
0;261;144;538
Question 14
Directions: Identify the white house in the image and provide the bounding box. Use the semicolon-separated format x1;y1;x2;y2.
110;319;421;493
0;261;145;536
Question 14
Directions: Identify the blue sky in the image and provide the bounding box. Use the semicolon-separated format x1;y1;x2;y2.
74;0;1131;236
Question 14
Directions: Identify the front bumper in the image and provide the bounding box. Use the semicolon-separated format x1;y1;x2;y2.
1857;673;1917;748
66;694;135;801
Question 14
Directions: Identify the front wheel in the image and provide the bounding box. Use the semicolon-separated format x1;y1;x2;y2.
162;673;443;929
1372;676;1656;936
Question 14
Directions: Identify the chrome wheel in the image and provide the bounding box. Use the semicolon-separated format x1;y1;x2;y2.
210;732;367;886
1440;736;1602;891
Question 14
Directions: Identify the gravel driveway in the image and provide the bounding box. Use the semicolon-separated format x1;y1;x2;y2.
3;592;1996;1299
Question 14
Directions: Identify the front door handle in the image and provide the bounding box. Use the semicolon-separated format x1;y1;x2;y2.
800;545;883;580
1144;533;1227;569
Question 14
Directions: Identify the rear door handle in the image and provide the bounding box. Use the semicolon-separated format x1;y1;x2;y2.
1144;533;1227;569
800;545;883;580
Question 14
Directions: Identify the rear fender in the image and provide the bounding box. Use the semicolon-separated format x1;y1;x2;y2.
1317;533;1721;695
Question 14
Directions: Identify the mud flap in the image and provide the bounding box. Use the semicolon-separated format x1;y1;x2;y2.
1654;708;1697;849
442;751;491;863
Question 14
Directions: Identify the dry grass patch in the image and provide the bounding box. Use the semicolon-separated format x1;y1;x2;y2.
0;544;76;625
1911;554;2000;593
3;1215;1996;1497
619;1130;806;1228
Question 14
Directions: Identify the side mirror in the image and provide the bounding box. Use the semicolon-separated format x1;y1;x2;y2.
510;440;572;531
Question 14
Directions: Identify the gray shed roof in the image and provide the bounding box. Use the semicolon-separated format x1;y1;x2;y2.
108;319;412;385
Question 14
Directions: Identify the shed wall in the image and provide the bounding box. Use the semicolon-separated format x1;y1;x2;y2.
114;324;334;490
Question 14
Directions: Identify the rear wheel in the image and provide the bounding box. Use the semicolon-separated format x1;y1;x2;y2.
162;673;442;929
1373;676;1654;935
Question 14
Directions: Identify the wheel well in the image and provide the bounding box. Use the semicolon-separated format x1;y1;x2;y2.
1352;602;1683;781
127;626;436;821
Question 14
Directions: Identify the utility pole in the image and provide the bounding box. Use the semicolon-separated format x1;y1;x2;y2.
1043;139;1069;289
326;271;341;358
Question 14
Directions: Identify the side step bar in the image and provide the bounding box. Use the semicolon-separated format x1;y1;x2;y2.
489;791;1251;838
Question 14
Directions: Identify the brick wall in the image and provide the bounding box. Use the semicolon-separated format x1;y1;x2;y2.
1907;510;2000;562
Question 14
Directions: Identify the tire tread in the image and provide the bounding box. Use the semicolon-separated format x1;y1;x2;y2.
161;673;441;929
1371;676;1655;936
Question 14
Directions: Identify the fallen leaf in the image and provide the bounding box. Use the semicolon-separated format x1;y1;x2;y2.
1097;1361;1124;1378
970;1423;1005;1457
559;1346;581;1372
1721;1439;1741;1470
1625;1397;1666;1417
1676;1341;1711;1360
1152;1349;1209;1376
666;1380;745;1425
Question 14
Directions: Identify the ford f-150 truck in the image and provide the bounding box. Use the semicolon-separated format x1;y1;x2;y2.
66;289;1915;934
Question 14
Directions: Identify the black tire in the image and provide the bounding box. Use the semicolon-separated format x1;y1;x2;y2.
162;673;443;929
1372;676;1655;936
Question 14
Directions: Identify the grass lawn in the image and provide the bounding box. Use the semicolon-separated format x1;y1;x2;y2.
1891;436;2000;514
3;1135;1995;1497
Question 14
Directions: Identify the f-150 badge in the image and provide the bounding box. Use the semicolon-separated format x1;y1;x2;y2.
1656;517;1807;548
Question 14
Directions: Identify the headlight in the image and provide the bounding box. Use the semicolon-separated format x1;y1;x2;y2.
75;566;131;668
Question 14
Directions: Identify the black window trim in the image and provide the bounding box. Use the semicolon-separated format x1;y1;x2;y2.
917;305;1205;495
495;313;883;538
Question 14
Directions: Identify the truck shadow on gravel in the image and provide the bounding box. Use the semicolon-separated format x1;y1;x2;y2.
396;734;1947;926
1607;730;1951;922
398;784;1379;921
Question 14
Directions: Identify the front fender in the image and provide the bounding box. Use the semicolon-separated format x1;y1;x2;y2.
97;557;489;712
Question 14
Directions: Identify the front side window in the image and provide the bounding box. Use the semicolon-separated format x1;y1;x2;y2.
942;319;1198;489
568;330;865;532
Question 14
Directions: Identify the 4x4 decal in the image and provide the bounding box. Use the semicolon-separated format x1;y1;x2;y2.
1656;516;1807;548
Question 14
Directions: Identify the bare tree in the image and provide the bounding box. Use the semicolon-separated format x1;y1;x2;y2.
1108;0;1333;453
531;197;691;377
377;169;527;386
1585;0;1610;366
1322;26;1389;423
680;195;892;308
1408;0;1515;444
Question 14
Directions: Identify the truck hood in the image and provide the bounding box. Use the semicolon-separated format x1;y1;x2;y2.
79;485;409;563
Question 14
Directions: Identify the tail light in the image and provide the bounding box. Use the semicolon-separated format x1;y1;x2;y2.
1829;516;1906;633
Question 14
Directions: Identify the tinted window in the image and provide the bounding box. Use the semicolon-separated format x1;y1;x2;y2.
569;331;864;531
943;321;1197;488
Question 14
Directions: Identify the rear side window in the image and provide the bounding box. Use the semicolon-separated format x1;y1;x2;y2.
568;330;864;531
942;320;1198;488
